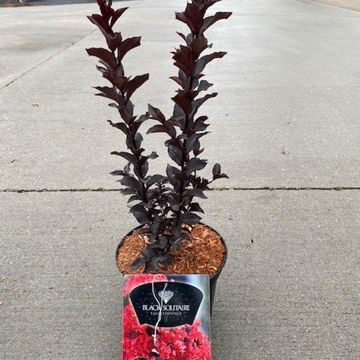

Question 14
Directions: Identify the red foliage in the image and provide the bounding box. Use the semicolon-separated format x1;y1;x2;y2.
122;303;211;360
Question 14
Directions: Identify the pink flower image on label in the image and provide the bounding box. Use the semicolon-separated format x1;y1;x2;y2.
122;274;211;360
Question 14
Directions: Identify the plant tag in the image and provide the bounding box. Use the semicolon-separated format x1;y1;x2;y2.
122;274;211;360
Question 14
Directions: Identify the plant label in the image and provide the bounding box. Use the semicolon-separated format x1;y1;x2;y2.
122;274;211;360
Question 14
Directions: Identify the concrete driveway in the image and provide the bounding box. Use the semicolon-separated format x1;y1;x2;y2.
1;0;359;359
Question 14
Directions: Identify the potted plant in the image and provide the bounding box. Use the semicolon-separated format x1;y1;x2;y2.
86;0;232;310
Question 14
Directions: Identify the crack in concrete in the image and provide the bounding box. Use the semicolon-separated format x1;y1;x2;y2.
213;186;360;191
0;186;359;193
0;0;144;90
0;28;97;90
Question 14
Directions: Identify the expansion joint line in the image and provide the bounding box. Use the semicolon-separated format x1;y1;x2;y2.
0;187;359;193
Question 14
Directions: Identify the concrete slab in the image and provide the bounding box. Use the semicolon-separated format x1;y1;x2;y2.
1;0;360;190
0;190;359;359
1;5;88;88
314;0;360;11
0;1;139;88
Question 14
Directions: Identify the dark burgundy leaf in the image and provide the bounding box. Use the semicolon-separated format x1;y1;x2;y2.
202;0;222;11
168;145;183;165
147;125;167;134
212;163;221;176
193;116;209;131
178;70;190;89
120;188;136;195
163;120;177;139
121;176;143;191
119;36;141;61
183;3;204;34
147;104;166;123
191;92;218;116
185;134;198;154
212;163;229;180
108;103;119;109
94;86;123;104
157;254;171;265
98;68;115;85
130;203;150;224
106;32;122;52
86;47;117;69
130;256;146;270
144;258;160;272
173;61;190;78
172;92;193;114
201;12;232;34
175;12;195;33
169;201;181;212
189;202;204;213
118;107;133;125
114;74;128;91
150;220;161;234
193;140;204;156
190;175;210;191
142;247;156;259
183;188;207;199
172;46;195;75
198;80;213;92
126;73;149;100
126;99;134;116
136;114;148;124
146;175;166;187
134;132;143;148
170;76;183;87
190;36;208;58
157;235;170;250
172;105;186;128
107;120;128;134
97;0;114;19
112;74;127;90
110;170;125;176
111;151;137;164
123;162;131;174
195;130;210;139
187;157;207;172
87;15;110;38
214;172;229;180
176;31;187;43
166;164;181;179
95;64;107;74
170;239;183;252
140;161;149;178
127;194;141;204
130;124;140;137
110;7;128;28
195;51;227;75
150;152;160;160
180;212;202;225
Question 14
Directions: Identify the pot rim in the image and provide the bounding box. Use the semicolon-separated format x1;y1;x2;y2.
115;222;227;280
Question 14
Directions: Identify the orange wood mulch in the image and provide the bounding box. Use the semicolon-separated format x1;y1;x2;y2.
117;224;226;278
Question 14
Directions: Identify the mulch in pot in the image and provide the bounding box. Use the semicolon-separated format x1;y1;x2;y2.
117;224;226;277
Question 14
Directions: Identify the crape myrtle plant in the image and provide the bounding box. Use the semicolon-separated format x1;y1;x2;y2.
87;0;231;272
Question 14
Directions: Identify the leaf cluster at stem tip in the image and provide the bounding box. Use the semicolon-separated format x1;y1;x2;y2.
86;0;231;272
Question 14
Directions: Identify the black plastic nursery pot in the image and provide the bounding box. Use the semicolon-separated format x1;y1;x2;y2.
116;223;227;315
